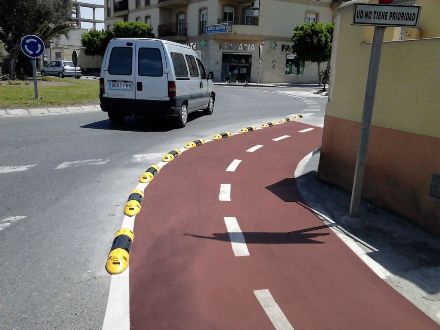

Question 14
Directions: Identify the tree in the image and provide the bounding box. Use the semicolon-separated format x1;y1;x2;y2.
0;0;73;77
81;21;154;57
291;22;334;86
81;29;113;56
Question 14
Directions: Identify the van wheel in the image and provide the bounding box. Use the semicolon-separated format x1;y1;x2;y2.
174;104;188;128
108;111;125;126
203;95;214;115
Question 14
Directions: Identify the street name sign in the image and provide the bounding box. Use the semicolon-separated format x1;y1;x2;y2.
349;3;421;216
207;23;231;34
353;4;420;27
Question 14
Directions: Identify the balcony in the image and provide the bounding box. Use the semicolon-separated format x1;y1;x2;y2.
158;23;188;41
114;0;128;13
158;0;188;9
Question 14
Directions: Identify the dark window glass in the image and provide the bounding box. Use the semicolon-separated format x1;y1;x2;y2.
138;48;163;77
185;55;199;77
196;59;207;79
171;52;188;78
108;47;133;75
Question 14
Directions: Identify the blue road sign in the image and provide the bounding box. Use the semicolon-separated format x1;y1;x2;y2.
20;35;45;58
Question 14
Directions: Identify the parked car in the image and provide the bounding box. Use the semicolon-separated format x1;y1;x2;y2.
100;38;215;128
41;60;81;79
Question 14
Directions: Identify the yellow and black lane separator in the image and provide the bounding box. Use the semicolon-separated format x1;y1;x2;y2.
239;126;256;133
213;132;232;140
105;228;134;275
162;149;181;162
139;165;160;183
290;114;303;120
124;189;144;217
261;122;274;128
185;139;205;149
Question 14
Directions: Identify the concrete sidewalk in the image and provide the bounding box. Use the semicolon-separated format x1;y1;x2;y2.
0;104;100;117
295;150;440;325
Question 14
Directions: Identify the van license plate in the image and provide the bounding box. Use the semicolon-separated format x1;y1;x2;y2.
109;81;133;90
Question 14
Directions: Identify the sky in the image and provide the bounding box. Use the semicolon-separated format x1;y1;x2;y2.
75;0;105;30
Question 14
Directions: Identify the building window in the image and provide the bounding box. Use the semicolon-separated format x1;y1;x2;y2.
145;16;151;25
55;52;62;60
107;5;111;17
199;8;208;35
136;0;141;8
177;13;186;36
145;0;150;6
243;7;258;25
223;6;234;23
136;16;141;22
305;12;318;23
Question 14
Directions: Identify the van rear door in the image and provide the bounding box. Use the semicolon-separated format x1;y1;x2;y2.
135;40;168;101
103;39;135;100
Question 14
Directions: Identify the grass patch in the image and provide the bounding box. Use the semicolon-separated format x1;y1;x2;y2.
0;77;99;108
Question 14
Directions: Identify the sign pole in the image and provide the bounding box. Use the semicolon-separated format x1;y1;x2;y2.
349;26;385;216
31;58;39;99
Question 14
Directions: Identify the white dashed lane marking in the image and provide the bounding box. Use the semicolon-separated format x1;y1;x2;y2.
246;145;263;153
224;217;250;257
226;159;242;172
272;135;290;142
254;289;294;330
131;153;163;162
0;164;37;174
298;128;314;133
55;159;109;169
219;184;231;202
0;216;27;232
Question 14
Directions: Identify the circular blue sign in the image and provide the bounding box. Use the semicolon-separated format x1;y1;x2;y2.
20;35;45;58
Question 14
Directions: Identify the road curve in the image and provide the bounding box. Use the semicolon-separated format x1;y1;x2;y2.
129;122;437;330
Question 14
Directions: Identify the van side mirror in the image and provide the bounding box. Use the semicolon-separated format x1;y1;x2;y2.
208;71;213;80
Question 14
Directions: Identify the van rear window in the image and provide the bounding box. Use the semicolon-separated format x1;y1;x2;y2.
138;48;163;77
171;52;189;79
108;47;132;75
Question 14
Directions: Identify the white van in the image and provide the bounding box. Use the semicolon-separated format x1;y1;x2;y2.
99;38;215;128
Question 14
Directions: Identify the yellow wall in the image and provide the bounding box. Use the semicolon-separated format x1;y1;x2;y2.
327;1;440;139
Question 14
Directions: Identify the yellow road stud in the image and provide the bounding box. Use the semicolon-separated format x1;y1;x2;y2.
162;149;180;162
124;200;141;216
139;165;160;183
213;132;232;140
185;139;205;149
261;122;274;128
105;229;134;275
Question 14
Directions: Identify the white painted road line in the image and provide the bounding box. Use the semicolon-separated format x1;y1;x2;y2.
272;135;290;142
254;289;294;330
0;216;27;231
298;128;314;133
55;159;109;169
247;145;264;153
226;159;242;172
131;153;163;163
0;164;37;174
224;217;250;257
219;184;231;201
102;267;130;330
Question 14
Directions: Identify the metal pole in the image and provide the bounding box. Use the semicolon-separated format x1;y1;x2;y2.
31;58;39;99
258;59;261;84
349;26;385;217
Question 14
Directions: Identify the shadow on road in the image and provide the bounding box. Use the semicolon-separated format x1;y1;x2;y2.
81;111;205;132
185;225;330;245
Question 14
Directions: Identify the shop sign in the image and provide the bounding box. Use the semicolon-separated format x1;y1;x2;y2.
281;44;294;52
219;43;256;52
207;23;231;34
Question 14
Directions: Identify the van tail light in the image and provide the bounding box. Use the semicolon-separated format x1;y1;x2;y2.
168;81;176;98
99;78;105;97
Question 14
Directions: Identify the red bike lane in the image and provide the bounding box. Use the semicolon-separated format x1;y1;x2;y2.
129;122;438;329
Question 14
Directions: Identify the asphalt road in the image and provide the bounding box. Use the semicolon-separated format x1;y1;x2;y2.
0;86;326;329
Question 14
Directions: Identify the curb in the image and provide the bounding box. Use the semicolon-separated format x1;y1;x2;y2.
104;113;304;275
0;104;101;117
